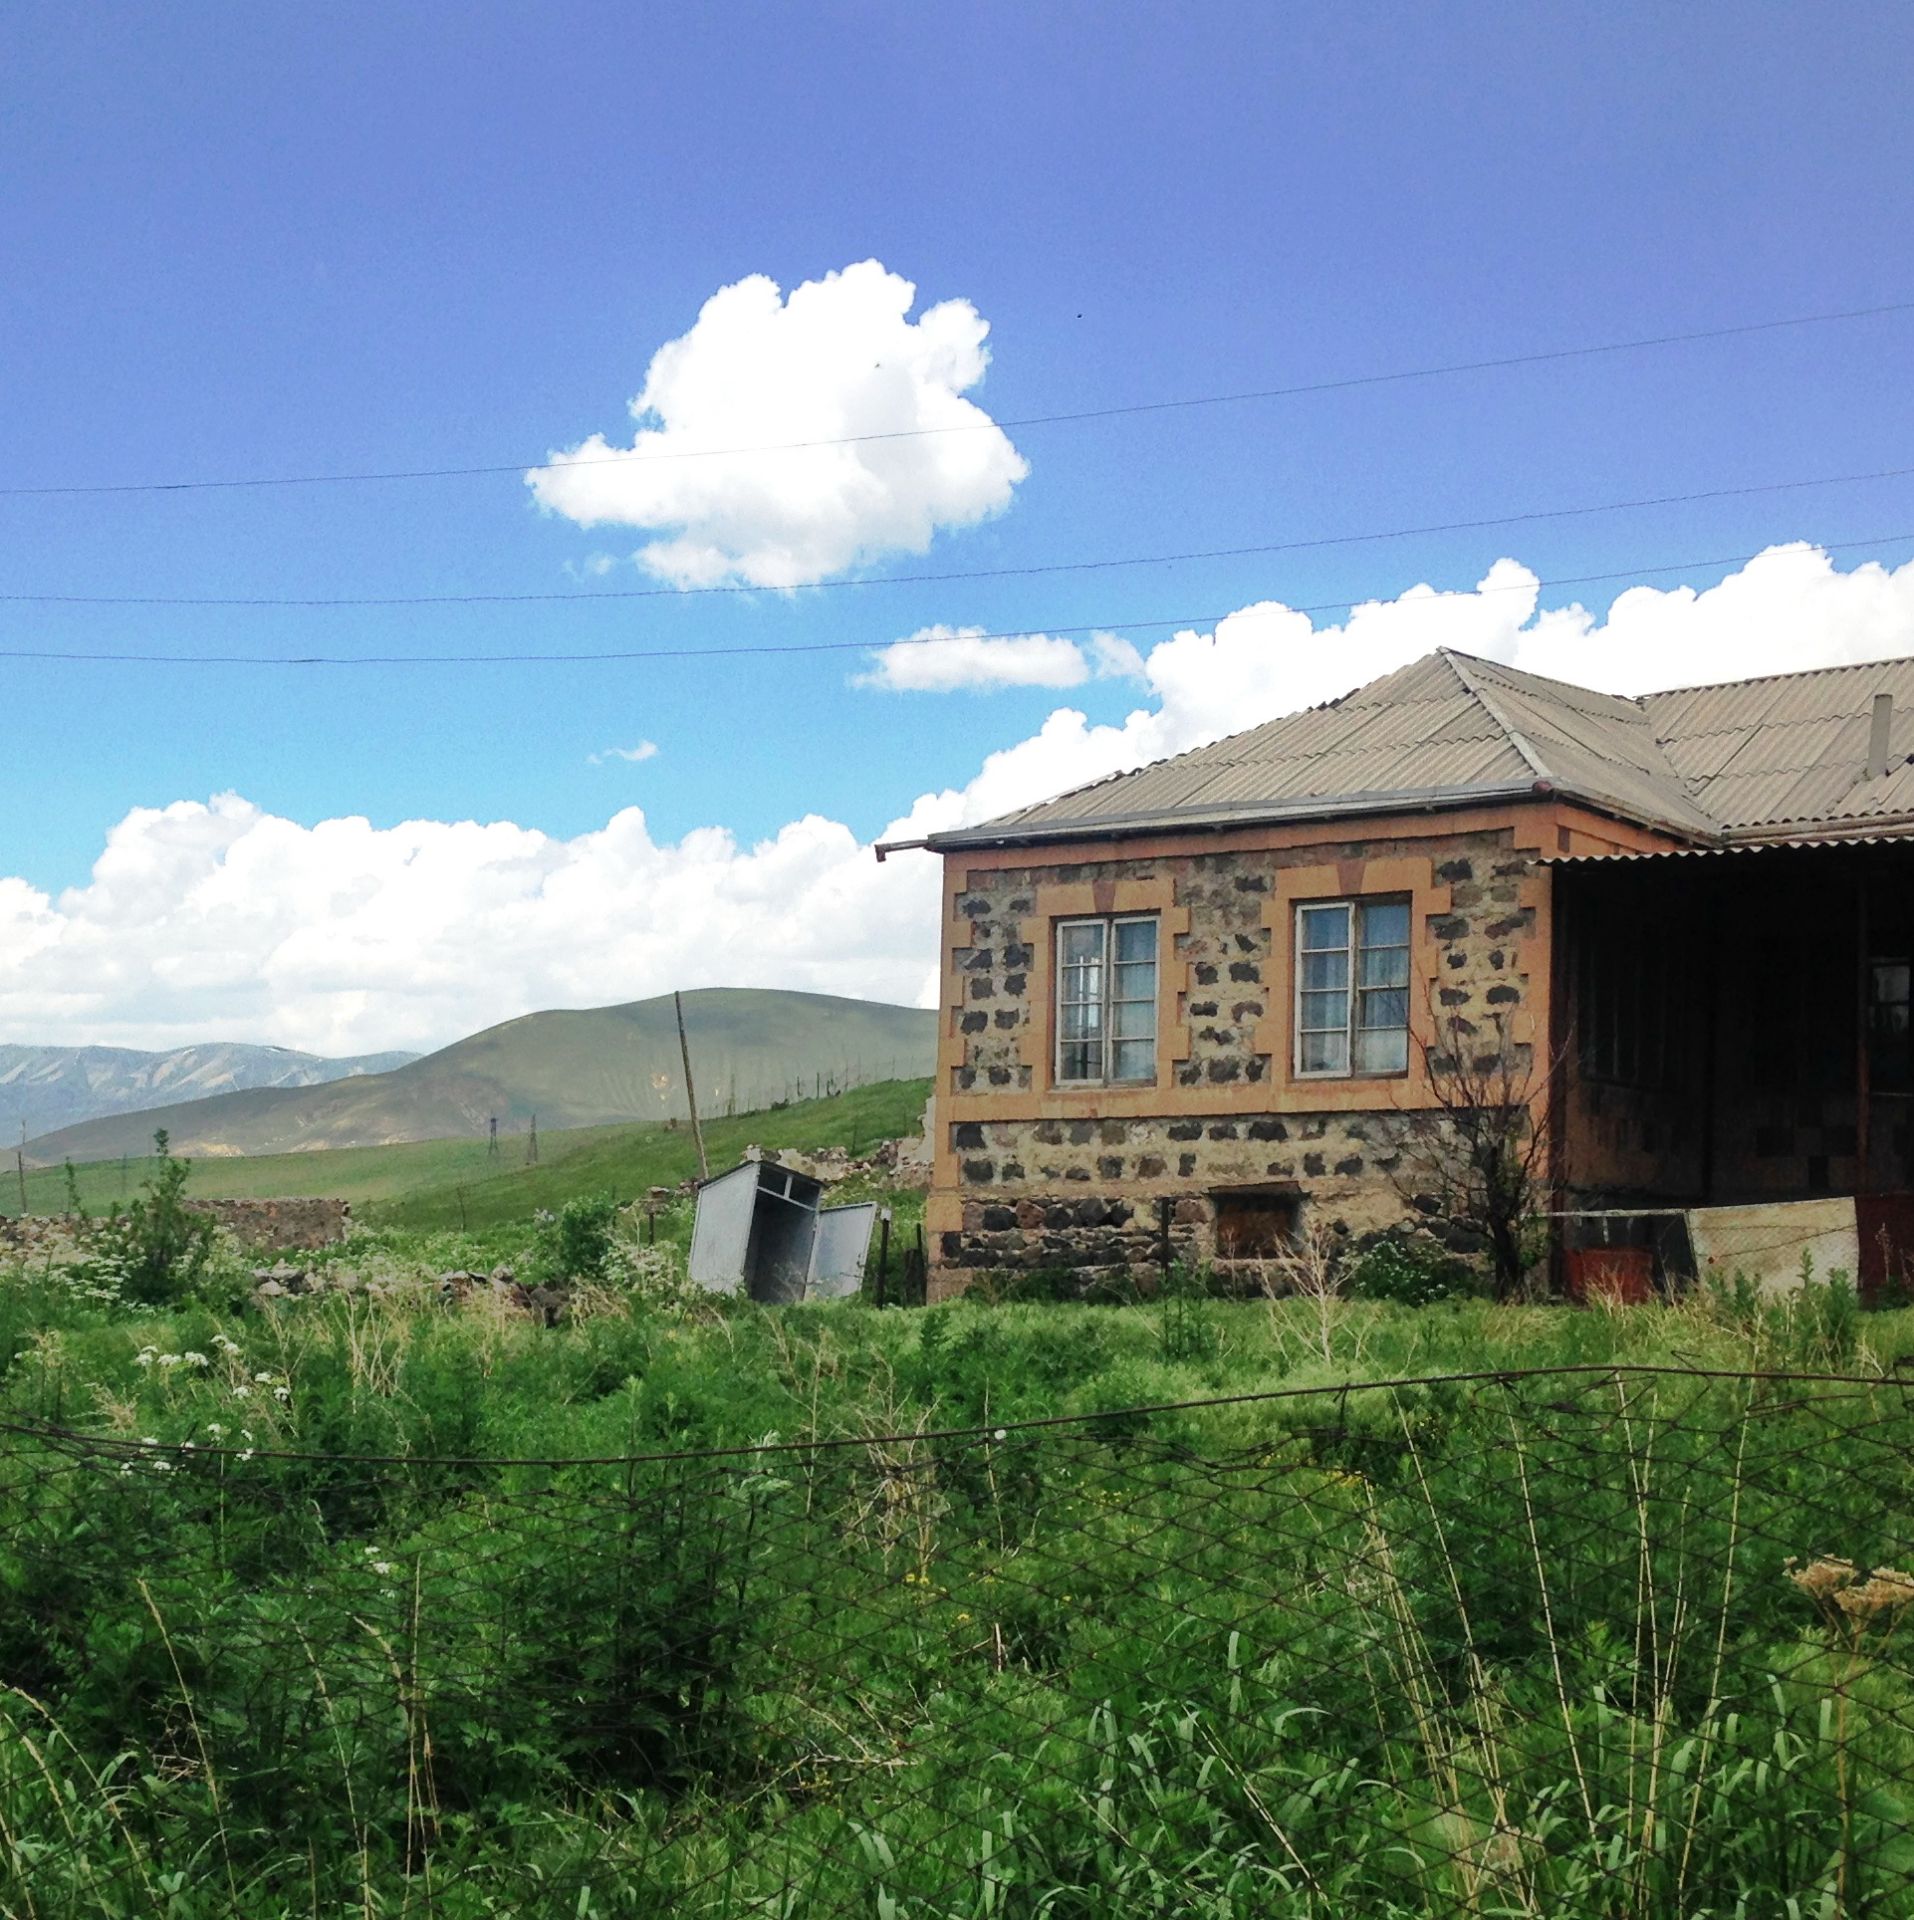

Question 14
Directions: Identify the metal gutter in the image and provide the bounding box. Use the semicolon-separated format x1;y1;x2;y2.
907;778;1714;858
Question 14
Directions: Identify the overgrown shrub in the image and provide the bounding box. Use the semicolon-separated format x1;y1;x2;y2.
86;1130;221;1308
530;1191;621;1285
1346;1234;1481;1307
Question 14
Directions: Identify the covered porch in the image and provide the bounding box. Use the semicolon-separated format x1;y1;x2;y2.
1549;836;1914;1295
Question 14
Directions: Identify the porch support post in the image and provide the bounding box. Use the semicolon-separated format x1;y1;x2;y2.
1698;883;1720;1204
1545;864;1571;1294
1857;873;1872;1195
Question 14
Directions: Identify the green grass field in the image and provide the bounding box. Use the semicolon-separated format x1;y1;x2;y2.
9;1074;1911;1916
1;1238;1910;1916
3;1077;933;1231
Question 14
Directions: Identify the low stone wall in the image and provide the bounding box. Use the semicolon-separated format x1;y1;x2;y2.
1;1197;351;1257
0;1214;82;1259
187;1198;352;1251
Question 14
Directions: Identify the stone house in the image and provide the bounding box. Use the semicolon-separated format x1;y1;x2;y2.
877;647;1914;1298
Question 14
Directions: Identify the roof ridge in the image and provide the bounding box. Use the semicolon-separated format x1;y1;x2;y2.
1437;646;1650;714
1442;651;1553;782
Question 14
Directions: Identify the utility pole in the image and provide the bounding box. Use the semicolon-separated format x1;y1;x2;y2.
15;1122;26;1215
488;1115;498;1158
526;1114;539;1167
675;990;709;1181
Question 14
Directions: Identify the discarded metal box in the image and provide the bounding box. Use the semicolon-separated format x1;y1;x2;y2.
688;1159;878;1303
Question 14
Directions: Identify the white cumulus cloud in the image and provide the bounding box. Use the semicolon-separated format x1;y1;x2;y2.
855;626;1143;693
588;740;660;765
527;260;1028;589
3;544;1909;1056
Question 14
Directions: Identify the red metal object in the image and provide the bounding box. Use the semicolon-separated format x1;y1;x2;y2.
1857;1193;1914;1304
1565;1246;1655;1305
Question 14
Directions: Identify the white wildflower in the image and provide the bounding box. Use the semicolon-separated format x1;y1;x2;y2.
205;1424;225;1439
371;1561;395;1577
183;1351;209;1369
134;1349;156;1368
273;1386;291;1402
253;1371;274;1384
156;1353;182;1370
140;1436;158;1447
231;1385;250;1399
152;1460;173;1474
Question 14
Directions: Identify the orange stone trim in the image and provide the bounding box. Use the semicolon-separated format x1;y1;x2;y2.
1260;855;1452;1108
1016;874;1192;1101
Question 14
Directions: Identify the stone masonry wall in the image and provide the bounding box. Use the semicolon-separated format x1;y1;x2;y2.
0;1197;352;1257
189;1197;353;1251
931;815;1559;1296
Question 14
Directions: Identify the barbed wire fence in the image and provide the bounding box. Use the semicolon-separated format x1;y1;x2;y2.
6;1365;1914;1916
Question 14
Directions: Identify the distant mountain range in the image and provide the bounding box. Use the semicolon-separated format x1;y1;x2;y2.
0;1042;416;1147
25;989;937;1165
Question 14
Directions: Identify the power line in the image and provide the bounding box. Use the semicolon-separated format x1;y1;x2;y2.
5;298;1911;499
3;531;1909;666
5;462;1910;608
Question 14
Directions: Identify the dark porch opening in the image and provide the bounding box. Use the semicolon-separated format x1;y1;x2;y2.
1552;838;1914;1292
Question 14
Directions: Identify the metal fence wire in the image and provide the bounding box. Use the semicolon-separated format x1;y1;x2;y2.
7;1365;1914;1916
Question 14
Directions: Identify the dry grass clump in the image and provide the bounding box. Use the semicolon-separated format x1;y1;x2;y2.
1789;1556;1914;1623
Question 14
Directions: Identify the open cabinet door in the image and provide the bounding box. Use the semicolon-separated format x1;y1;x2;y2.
688;1163;760;1294
806;1203;878;1300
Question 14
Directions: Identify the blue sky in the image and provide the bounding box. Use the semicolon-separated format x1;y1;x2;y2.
3;2;1913;1050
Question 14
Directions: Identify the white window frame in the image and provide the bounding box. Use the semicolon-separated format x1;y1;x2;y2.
1293;896;1413;1081
1054;913;1159;1087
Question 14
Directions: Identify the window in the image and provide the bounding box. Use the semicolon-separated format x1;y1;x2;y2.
1295;898;1411;1077
1056;915;1158;1084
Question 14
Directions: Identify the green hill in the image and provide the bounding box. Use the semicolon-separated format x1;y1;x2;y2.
24;989;935;1166
2;1077;933;1236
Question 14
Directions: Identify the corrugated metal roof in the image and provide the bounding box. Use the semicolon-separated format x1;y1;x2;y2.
1544;833;1912;866
926;646;1914;853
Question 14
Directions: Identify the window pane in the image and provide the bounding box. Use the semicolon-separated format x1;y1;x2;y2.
1112;1038;1155;1081
1114;919;1156;962
1354;1027;1409;1075
1299;904;1351;952
1300;989;1348;1033
1113;998;1155;1039
1360;901;1410;949
1061;960;1099;998
1059;1039;1102;1081
1358;944;1409;988
1300;1030;1349;1074
1113;960;1156;1002
1874;963;1912;1006
1061;922;1105;964
1061;999;1102;1041
1302;949;1349;991
1358;987;1408;1031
